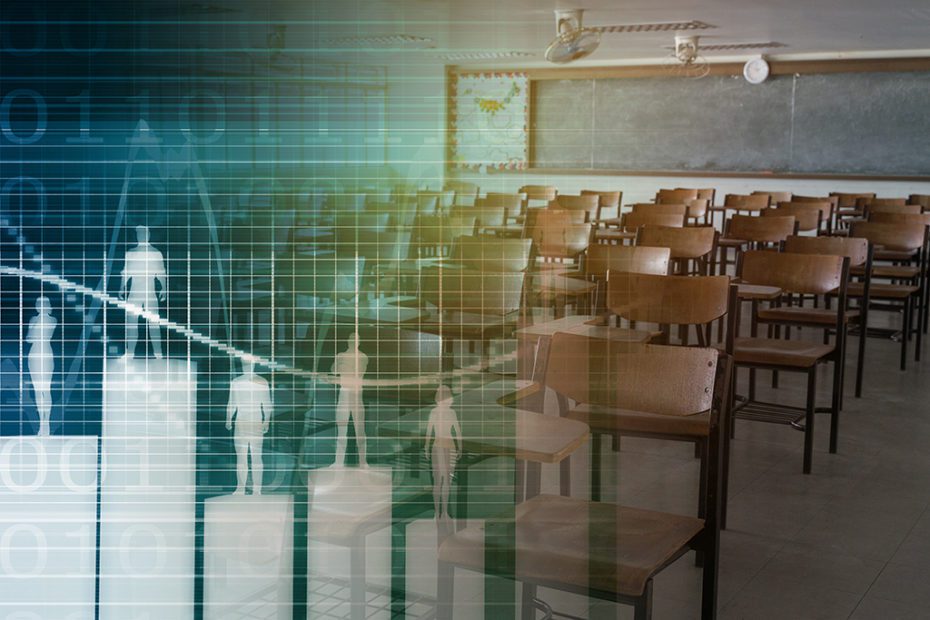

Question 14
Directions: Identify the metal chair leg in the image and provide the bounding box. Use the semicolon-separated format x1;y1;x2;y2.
804;368;817;474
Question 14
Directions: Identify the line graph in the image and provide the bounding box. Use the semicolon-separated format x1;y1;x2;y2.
0;263;515;388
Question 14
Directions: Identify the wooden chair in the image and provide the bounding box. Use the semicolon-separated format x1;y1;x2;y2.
631;202;689;218
831;192;875;226
479;193;525;221
656;188;698;204
793;194;839;231
583;244;671;311
857;196;908;209
472;206;508;231
716;214;798;276
752;190;792;204
532;209;592;267
656;189;708;224
622;210;686;231
723;193;770;214
450;235;533;273
783;235;873;399
605;272;731;349
582;189;623;223
849;221;926;369
867;203;922;216
412;214;476;258
730;251;849;473
763;202;823;234
549;194;600;223
334;212;391;249
415;191;440;216
438;338;731;620
637;225;718;276
417;266;526;370
519;184;557;210
444;181;480;207
908;194;930;212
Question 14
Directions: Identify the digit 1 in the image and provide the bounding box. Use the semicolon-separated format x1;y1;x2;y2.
66;90;103;144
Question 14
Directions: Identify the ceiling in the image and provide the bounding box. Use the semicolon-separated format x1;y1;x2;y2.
229;0;930;66
45;0;930;67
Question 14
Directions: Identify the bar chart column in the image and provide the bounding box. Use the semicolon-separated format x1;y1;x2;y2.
99;357;197;620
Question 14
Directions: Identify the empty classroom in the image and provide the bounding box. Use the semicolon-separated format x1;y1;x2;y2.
2;1;930;619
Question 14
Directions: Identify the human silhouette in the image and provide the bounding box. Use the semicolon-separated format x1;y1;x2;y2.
27;297;56;437
331;332;368;468
226;358;271;496
119;225;167;359
424;385;461;521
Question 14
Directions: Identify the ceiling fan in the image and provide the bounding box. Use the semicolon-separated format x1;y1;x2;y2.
545;9;716;65
545;9;602;64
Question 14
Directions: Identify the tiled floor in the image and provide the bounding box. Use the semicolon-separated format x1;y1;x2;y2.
389;318;930;619
305;311;929;619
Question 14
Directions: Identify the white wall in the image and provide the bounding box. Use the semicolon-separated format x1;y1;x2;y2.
446;170;930;205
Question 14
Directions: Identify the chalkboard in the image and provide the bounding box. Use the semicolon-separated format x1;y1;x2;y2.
532;71;930;176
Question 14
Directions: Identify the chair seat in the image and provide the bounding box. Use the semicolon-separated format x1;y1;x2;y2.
717;237;748;248
418;312;519;339
437;494;704;598
874;249;917;261
851;264;919;279
566;404;711;438
757;306;860;325
848;282;919;300
730;337;835;368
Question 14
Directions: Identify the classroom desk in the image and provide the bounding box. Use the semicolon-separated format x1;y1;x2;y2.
594;228;636;245
480;224;525;237
515;315;653;379
736;284;782;301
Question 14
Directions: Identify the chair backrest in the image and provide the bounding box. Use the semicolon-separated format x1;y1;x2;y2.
869;212;930;229
752;190;793;204
622;210;686;230
451;235;533;272
356;230;412;263
481;192;524;211
777;200;831;227
414;214;459;246
631;203;688;217
334;212;391;245
850;221;927;252
420;268;525;316
784;235;869;268
519;185;558;203
472;206;507;228
740;250;844;295
764;203;822;232
794;194;839;208
856;196;907;209
724;193;770;211
533;210;592;258
831;192;875;208
547;207;588;224
637;225;717;260
416;191;441;215
582;190;622;221
867;203;922;216
581;190;622;209
549;194;600;222
678;187;716;204
444;181;480;204
606;273;731;326
908;194;930;210
544;332;718;415
656;188;698;204
330;193;367;213
584;244;671;279
727;214;797;244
